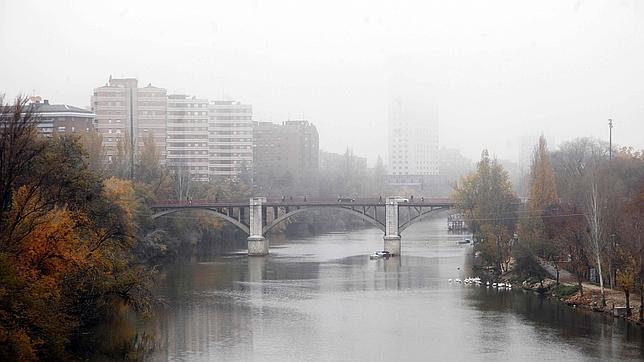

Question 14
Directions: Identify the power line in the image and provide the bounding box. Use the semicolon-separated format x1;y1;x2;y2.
465;213;585;222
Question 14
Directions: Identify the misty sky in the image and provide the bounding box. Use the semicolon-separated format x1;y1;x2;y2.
1;0;643;165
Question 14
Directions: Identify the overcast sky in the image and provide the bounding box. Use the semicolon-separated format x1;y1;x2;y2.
1;0;642;165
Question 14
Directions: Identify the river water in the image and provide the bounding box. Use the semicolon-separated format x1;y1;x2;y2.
144;215;643;361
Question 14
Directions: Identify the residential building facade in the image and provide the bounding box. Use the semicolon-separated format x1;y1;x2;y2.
25;97;95;137
166;95;210;181
91;77;257;180
91;76;167;163
137;84;167;162
387;98;439;176
253;120;319;186
208;100;253;178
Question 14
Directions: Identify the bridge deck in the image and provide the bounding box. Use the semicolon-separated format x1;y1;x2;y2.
151;198;454;209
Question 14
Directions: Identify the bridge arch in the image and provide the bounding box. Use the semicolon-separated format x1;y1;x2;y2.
263;206;386;236
398;206;449;233
151;208;250;235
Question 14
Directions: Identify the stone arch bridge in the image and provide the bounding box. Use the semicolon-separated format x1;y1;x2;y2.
151;197;454;256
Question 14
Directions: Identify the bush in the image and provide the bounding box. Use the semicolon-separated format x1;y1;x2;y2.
553;284;580;298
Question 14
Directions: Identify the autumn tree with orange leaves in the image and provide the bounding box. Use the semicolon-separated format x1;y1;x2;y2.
0;96;153;360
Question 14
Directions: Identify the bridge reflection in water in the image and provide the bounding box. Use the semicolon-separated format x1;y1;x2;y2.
151;197;454;256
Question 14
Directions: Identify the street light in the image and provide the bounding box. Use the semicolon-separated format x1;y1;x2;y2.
608;119;613;160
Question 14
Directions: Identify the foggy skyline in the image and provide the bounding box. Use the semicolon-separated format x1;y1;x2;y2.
1;0;643;165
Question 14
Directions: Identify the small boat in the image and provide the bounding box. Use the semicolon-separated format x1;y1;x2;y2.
369;251;392;260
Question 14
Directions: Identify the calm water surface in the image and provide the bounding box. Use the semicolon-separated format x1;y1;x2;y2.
145;216;644;361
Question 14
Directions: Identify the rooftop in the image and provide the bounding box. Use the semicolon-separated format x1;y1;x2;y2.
28;100;93;115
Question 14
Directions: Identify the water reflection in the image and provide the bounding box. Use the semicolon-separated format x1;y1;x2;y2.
144;215;643;361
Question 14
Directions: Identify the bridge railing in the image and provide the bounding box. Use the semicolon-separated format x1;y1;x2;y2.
151;197;454;208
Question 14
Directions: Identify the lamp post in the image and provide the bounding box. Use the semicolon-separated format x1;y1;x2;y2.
608;119;613;160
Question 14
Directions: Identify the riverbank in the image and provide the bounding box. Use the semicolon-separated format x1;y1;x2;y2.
473;250;644;327
508;276;643;326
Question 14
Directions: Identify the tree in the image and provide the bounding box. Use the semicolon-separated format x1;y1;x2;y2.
171;161;193;203
373;155;387;195
134;132;172;198
621;182;644;321
453;150;518;275
80;129;105;173
528;135;558;211
135;132;161;183
515;135;560;281
0;96;153;359
109;131;132;179
552;138;609;305
616;254;637;316
543;204;588;294
583;162;608;306
0;95;46;213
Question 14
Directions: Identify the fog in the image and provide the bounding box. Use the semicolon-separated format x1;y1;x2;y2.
1;0;643;164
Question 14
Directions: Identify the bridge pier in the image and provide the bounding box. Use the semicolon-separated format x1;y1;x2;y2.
384;197;401;255
248;197;268;256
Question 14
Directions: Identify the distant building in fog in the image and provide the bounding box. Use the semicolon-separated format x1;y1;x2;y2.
439;147;473;181
91;76;167;163
166;95;210;181
319;149;367;172
386;97;440;193
387;98;439;177
208;100;253;178
253;120;319;185
21;96;95;137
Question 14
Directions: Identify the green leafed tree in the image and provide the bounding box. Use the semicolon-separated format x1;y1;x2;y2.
453;150;518;275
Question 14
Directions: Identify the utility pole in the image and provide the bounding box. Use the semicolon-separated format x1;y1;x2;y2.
130;87;135;179
608;119;613;161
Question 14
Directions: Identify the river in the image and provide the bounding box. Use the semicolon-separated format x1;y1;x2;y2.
141;215;643;361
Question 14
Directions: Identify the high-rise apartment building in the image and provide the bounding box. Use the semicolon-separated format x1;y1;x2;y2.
166;95;210;181
137;84;167;162
91;77;166;163
253;120;319;185
208;100;253;178
91;77;256;181
387;98;439;176
92;77;135;162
